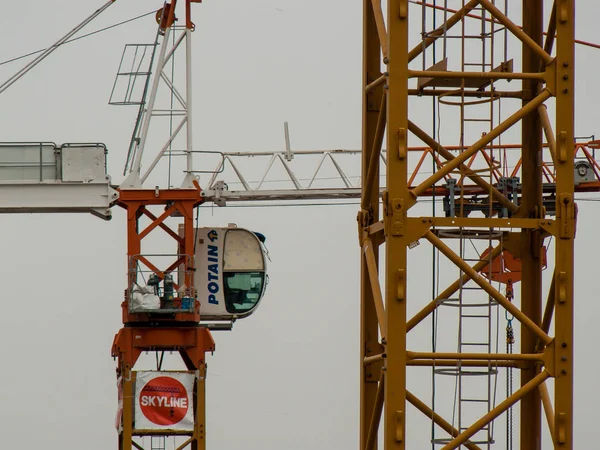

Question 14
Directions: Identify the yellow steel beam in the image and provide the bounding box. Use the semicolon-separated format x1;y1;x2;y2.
193;364;206;450
425;231;552;345
406;391;483;450
408;88;524;98
477;0;553;65
553;0;575;447
539;104;557;164
365;73;387;93
408;69;546;81
364;238;387;340
407;121;517;213
406;243;502;332
364;353;387;366
539;381;556;440
520;4;545;446
370;0;388;59
408;0;479;63
410;89;551;202
441;371;550;450
429;217;547;228
540;270;556;338
407;360;520;368
361;3;385;449
362;95;387;211
365;372;385;450
407;351;543;362
543;3;557;57
121;372;135;449
383;1;409;449
177;438;194;450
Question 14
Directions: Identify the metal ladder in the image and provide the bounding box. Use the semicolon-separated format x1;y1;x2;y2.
455;236;499;447
432;231;500;449
429;1;509;448
150;436;166;450
454;3;502;446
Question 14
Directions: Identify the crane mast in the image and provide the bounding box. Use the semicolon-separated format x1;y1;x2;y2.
359;1;574;449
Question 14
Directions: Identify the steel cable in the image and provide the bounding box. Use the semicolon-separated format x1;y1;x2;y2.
0;10;158;67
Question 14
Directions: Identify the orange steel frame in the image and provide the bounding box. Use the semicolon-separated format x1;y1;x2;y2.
111;183;216;450
359;1;575;449
117;186;203;324
403;141;600;194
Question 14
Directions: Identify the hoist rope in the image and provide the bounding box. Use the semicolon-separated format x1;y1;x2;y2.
0;10;158;67
505;281;515;450
429;1;439;447
156;351;165;371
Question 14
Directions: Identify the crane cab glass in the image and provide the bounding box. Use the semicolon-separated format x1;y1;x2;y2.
223;229;266;314
195;226;268;321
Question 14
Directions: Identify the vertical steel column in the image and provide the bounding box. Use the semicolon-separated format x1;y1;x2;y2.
360;1;383;449
192;364;207;450
554;0;575;448
182;201;196;293
120;373;135;450
184;0;194;186
384;1;409;449
127;203;142;290
520;3;544;449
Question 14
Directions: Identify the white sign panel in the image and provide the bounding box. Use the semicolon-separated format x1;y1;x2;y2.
134;371;195;431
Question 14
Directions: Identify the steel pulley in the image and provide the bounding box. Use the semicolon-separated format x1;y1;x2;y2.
156;3;176;30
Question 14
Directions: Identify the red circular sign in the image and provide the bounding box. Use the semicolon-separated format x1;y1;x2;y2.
139;376;189;426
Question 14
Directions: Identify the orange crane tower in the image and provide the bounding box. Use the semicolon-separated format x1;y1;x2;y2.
106;3;269;448
0;0;261;447
110;185;215;449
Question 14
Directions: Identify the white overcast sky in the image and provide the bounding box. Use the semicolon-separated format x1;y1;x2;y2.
0;1;599;449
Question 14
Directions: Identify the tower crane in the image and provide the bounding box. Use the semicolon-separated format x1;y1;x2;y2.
1;1;269;448
0;1;597;449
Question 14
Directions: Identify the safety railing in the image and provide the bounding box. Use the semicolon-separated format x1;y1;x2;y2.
0;142;109;183
128;253;196;314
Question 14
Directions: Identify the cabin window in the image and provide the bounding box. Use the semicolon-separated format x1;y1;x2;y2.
223;272;265;313
223;229;266;314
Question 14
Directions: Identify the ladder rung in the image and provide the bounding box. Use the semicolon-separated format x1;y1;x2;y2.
463;63;494;67
462;425;490;431
437;35;475;39
461;314;490;318
461;342;490;346
461;303;499;308
461;398;489;403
